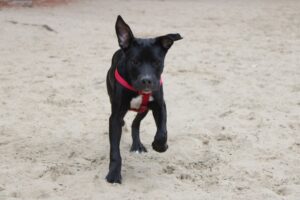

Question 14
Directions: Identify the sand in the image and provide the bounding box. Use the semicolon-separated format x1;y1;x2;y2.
0;0;299;199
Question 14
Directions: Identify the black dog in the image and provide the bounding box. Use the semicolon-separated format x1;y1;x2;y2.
106;15;182;183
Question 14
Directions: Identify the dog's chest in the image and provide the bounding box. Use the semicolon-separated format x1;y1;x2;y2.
130;95;154;109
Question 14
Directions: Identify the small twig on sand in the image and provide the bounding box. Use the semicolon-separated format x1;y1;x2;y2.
42;24;56;32
6;20;57;33
7;20;18;24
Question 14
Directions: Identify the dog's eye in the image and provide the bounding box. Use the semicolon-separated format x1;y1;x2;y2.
131;59;139;66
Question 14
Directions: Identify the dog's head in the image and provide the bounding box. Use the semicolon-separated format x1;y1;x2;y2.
115;15;182;92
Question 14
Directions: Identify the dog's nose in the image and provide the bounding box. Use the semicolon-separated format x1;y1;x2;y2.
141;77;153;87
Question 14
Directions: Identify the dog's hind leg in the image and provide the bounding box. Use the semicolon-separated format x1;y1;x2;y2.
130;111;148;153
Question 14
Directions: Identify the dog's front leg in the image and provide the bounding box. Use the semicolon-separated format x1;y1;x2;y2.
152;101;168;153
106;109;126;184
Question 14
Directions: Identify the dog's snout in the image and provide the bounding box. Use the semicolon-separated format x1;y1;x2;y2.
141;77;152;85
141;76;153;87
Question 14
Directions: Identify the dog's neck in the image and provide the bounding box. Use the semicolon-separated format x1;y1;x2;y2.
115;52;132;85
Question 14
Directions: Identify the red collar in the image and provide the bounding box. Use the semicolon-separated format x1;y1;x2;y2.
114;68;138;93
114;68;162;113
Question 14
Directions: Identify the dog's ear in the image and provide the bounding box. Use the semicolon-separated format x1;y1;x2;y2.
115;15;134;49
157;33;183;50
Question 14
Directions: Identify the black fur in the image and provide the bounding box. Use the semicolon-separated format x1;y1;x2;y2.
105;15;182;183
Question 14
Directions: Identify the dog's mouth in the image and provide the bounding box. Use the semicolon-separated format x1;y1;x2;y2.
141;88;152;93
132;81;159;93
137;85;160;93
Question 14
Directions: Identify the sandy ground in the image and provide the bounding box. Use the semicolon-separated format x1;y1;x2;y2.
0;0;300;199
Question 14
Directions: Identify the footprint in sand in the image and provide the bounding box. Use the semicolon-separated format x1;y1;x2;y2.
163;165;175;174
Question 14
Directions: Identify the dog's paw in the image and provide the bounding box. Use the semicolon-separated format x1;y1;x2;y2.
106;171;122;184
130;142;147;153
152;140;168;153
